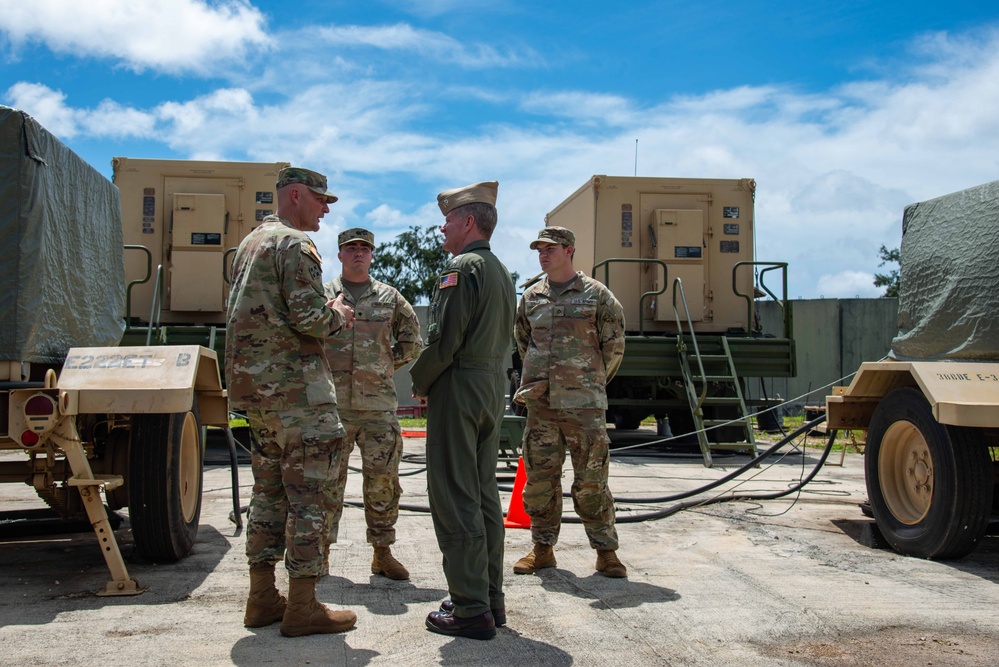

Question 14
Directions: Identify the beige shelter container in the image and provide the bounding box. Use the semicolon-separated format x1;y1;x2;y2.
546;176;758;334
113;158;290;325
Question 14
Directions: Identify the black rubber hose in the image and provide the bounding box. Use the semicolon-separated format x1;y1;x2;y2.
566;420;836;524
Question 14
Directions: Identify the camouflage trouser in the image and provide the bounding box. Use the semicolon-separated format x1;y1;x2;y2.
521;403;618;550
244;406;347;578
324;409;404;547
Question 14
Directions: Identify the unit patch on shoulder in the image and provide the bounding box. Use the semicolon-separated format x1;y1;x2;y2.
309;263;321;280
304;241;323;266
440;272;459;289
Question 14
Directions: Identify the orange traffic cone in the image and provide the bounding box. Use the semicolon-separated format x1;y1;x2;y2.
503;456;531;529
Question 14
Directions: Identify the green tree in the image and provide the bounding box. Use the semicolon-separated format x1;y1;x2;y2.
874;245;900;297
370;223;521;303
370;224;450;304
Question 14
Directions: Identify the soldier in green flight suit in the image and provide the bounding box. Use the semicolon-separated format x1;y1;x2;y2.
410;181;515;641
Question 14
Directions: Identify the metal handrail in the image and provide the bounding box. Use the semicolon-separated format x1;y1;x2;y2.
732;261;790;338
592;258;669;336
123;244;152;324
145;265;166;346
671;277;708;410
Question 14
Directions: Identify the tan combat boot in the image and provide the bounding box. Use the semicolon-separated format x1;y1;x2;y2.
372;546;410;580
244;564;287;628
280;576;357;637
595;549;627;578
513;543;556;574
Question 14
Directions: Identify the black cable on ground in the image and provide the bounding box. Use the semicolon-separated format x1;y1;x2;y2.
606;414;827;505
565;420;836;524
498;414;825;503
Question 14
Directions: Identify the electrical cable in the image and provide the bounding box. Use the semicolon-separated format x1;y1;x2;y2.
557;413;824;505
566;418;836;524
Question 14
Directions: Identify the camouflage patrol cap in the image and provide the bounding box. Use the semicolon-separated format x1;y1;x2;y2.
437;181;498;215
530;226;575;249
276;166;338;203
338;227;375;248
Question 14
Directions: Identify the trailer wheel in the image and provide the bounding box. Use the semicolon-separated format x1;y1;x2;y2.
128;403;203;562
865;387;992;559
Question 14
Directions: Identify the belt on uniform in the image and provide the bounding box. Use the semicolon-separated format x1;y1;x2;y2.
452;356;505;372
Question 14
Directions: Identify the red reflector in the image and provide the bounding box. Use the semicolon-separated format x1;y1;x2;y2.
24;395;56;416
20;430;40;447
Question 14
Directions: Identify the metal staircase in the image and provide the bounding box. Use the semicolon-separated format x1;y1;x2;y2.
672;280;757;468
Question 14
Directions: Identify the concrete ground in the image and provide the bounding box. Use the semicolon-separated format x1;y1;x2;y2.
1;428;997;666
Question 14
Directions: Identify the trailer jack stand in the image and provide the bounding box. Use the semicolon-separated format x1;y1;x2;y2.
50;418;146;596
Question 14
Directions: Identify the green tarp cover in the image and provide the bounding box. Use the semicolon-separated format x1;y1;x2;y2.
891;179;999;361
0;106;125;365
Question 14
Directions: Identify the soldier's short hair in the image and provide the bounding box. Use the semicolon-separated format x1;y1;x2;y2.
452;201;497;238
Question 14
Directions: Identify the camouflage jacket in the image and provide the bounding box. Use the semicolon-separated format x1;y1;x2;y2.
323;276;423;410
514;271;626;409
225;216;345;411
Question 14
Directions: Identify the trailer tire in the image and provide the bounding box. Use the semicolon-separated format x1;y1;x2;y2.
865;387;992;560
128;403;203;562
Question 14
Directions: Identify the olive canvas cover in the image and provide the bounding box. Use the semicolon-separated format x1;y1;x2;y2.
0;106;125;365
891;179;999;361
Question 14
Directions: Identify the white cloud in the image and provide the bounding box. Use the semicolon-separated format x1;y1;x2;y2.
364;203;440;232
520;91;636;126
0;0;272;75
4;82;78;137
815;270;882;299
81;100;158;138
313;23;533;68
377;0;510;18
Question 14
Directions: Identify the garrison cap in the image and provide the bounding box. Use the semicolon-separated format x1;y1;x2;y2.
530;226;575;249
338;227;375;248
437;180;498;215
276;166;338;203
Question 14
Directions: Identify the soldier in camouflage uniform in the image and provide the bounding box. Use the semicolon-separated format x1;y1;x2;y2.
226;166;358;637
512;226;629;578
322;227;422;581
411;181;515;641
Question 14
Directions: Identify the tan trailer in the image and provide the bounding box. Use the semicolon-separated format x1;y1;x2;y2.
825;180;999;560
1;109;273;594
4;347;227;595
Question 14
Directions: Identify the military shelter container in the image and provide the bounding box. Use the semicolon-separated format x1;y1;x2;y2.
545;176;758;334
112;157;289;326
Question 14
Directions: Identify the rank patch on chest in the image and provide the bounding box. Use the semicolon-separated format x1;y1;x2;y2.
440;272;459;289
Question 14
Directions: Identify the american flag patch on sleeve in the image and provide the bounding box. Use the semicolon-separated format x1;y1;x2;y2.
440;272;459;289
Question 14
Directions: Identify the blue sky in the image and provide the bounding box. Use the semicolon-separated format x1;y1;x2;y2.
2;0;998;299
